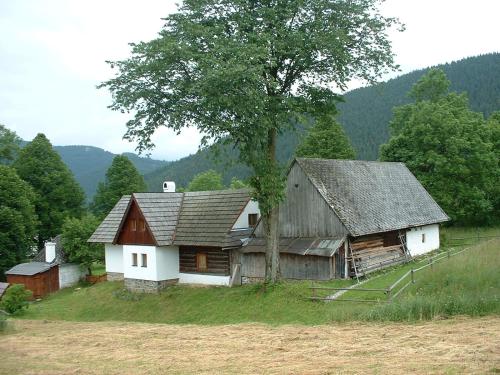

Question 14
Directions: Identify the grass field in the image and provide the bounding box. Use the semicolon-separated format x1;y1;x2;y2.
1;317;499;374
14;237;499;325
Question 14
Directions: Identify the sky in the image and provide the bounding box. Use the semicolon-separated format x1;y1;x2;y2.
1;0;499;161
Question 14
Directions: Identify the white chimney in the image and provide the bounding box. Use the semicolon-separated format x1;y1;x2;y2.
45;241;56;263
163;181;176;193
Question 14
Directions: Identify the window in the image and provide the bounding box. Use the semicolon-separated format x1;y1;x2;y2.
138;219;146;232
422;233;426;243
248;213;258;227
196;253;208;272
132;253;138;266
131;219;137;232
141;253;147;267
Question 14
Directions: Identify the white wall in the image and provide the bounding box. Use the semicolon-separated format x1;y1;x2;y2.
406;224;440;256
155;246;180;280
179;273;230;286
59;264;86;288
45;242;56;263
105;244;123;273
232;200;260;229
123;245;179;281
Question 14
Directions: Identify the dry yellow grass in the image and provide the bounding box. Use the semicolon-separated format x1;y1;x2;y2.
1;317;499;374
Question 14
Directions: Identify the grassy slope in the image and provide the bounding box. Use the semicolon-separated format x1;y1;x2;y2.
20;231;500;325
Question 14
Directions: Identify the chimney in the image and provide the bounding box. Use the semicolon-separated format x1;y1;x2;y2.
163;181;176;193
45;241;56;263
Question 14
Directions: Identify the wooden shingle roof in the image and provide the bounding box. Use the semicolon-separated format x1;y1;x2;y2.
295;158;449;236
88;195;131;243
173;189;251;247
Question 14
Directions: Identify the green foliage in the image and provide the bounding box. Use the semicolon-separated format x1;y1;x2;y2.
0;165;38;279
91;155;147;218
13;134;85;248
0;284;32;314
229;177;247;190
296;115;355;159
380;69;497;225
186;169;224;192
101;0;399;215
0;124;21;165
409;68;450;102
61;215;104;275
142;54;500;187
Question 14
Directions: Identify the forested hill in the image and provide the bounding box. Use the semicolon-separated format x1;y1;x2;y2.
52;145;168;199
338;53;500;160
143;53;500;190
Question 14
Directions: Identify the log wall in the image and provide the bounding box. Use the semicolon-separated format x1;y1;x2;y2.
179;246;230;275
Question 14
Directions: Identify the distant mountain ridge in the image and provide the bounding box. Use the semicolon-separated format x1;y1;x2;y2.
52;145;168;200
143;53;500;190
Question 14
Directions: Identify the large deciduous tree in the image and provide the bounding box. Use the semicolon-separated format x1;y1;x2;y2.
187;169;224;191
380;69;497;225
0;166;38;279
91;155;147;218
296;115;355;159
13;134;85;249
0;124;22;165
100;0;401;282
61;214;104;275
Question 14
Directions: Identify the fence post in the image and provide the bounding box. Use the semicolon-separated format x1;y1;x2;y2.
311;281;316;299
429;257;434;270
386;288;392;303
411;269;415;284
447;248;450;258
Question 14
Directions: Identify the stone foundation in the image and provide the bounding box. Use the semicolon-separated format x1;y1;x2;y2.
241;276;264;284
124;278;178;293
107;272;124;281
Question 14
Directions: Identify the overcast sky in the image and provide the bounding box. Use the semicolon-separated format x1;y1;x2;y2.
1;0;499;161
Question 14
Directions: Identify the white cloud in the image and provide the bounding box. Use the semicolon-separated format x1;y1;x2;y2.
0;0;499;161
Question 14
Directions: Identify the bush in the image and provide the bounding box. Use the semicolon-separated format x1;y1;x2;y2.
0;284;32;314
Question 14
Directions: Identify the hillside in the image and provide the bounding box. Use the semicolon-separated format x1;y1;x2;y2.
53;145;168;199
144;53;500;190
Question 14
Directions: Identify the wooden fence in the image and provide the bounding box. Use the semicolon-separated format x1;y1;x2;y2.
309;239;491;303
85;274;107;284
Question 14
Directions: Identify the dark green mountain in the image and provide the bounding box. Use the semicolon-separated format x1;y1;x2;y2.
144;53;500;191
52;145;168;200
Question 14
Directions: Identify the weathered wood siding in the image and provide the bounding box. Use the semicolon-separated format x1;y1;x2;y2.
255;163;348;237
7;266;59;299
241;253;334;280
179;246;230;275
117;200;156;246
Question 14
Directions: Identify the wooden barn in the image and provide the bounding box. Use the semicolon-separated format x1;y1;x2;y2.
244;158;449;280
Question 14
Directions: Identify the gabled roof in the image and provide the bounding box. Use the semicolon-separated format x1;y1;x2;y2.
294;158;449;237
88;195;131;243
133;193;183;246
88;189;252;248
32;235;66;265
173;189;251;247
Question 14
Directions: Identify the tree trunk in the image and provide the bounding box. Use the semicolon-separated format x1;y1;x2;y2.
263;127;280;283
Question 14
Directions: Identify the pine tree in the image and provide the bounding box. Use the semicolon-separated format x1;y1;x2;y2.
13;133;85;248
0;166;38;279
91;155;147;218
296;116;356;160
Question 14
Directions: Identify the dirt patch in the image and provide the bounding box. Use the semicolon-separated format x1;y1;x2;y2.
1;317;499;374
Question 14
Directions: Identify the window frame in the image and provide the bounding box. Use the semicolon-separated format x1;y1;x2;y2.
248;213;258;228
422;233;426;243
141;253;147;268
132;253;138;267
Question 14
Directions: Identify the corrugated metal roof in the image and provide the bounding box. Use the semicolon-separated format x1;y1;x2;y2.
243;236;345;257
295;158;449;236
5;262;56;276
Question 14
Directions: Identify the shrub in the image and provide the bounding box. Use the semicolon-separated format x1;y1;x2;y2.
0;284;32;314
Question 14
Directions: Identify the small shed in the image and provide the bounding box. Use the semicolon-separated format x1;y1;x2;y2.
0;282;9;300
5;262;59;299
